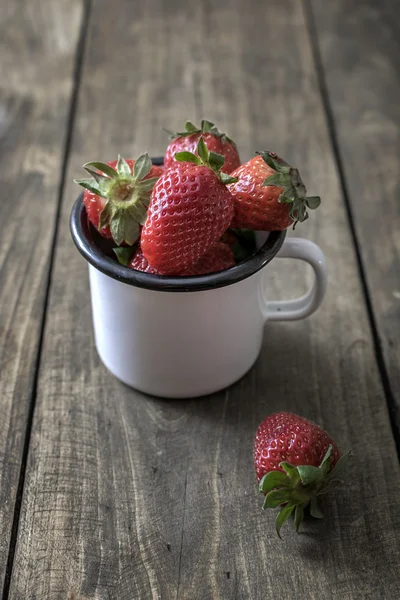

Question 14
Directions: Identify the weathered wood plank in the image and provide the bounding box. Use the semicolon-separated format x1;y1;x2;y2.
307;0;400;435
9;0;400;599
0;0;83;591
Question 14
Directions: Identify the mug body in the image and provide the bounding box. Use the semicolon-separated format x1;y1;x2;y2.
71;190;326;399
89;265;265;397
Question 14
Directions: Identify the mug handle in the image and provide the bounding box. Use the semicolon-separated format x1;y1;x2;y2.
261;237;327;321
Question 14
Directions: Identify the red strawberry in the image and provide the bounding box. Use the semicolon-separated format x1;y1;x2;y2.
229;152;321;230
75;155;163;245
129;248;159;274
220;230;237;247
254;412;351;537
127;242;235;276
182;242;235;275
164;120;240;174
141;138;236;275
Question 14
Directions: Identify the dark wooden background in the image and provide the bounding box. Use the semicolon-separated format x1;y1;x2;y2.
1;0;399;598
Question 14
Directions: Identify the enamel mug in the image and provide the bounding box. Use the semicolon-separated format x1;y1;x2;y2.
70;185;327;398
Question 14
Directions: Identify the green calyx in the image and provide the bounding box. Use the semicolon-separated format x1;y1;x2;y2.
112;246;136;266
175;136;238;185
165;119;236;147
259;445;352;538
74;154;158;246
257;151;321;229
229;228;257;262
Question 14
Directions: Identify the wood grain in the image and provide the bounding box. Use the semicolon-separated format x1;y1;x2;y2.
0;0;83;591
307;0;400;435
8;0;400;598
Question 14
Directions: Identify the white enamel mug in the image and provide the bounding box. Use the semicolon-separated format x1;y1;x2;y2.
71;192;327;398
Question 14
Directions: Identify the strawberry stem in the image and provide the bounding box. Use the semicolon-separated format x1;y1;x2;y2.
175;137;238;185
74;154;159;246
258;445;352;538
165;119;237;147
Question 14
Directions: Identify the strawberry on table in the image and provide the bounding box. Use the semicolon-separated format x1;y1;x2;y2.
74;155;163;245
229;151;321;230
164;119;241;174
254;412;351;537
141;137;237;275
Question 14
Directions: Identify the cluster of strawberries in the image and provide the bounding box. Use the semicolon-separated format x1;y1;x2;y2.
75;120;321;276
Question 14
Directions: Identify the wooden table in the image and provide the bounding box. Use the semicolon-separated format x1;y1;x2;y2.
1;0;400;598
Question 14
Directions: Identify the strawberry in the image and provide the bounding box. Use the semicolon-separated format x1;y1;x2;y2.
141;137;236;275
220;230;238;248
164;120;240;174
182;242;235;275
129;248;159;274
74;155;163;245
229;152;321;230
254;412;351;537
125;242;235;276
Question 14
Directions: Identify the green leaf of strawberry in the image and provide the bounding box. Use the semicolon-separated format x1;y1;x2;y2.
280;461;301;484
175;137;238;185
201;119;215;133
98;200;114;230
185;120;200;133
166;119;237;147
117;155;132;178
83;161;118;180
133;153;152;180
263;489;291;509
263;173;288;187
175;151;202;165
306;196;321;209
73;178;103;196
257;151;291;174
113;246;136;266
294;505;304;533
110;210;140;246
297;465;325;486
197;136;209;163
259;470;290;494
220;172;239;185
310;497;324;519
83;167;111;185
276;505;295;539
74;154;162;246
319;445;333;475
208;151;225;171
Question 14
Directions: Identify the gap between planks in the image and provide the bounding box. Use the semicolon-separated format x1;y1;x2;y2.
301;0;400;458
1;1;93;598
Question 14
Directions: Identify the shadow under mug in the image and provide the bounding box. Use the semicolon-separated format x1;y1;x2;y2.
70;162;327;398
